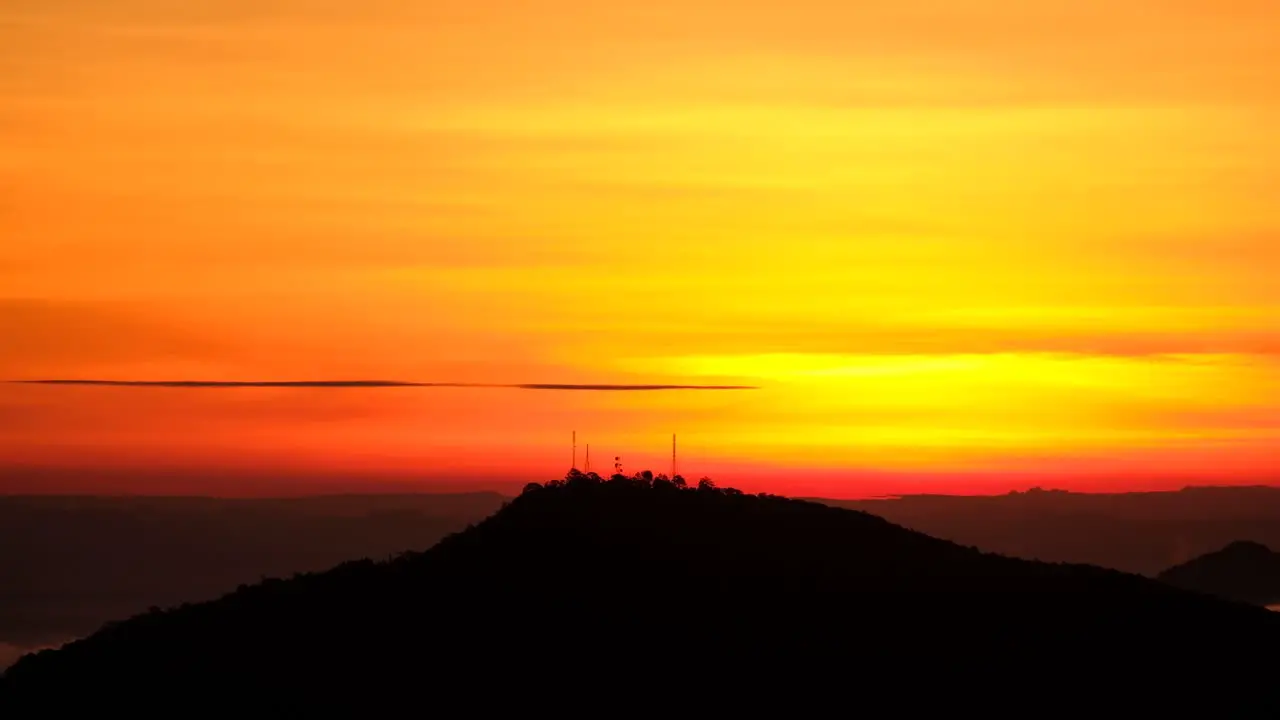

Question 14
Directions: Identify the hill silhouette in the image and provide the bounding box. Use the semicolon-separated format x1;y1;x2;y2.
831;485;1280;575
4;471;1280;715
1158;540;1280;606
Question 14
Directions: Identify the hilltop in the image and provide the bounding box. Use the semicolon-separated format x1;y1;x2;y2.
1159;540;1280;606
4;471;1280;715
10;484;1280;654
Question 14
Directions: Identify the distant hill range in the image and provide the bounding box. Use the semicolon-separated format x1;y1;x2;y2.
0;492;506;652
825;485;1280;576
1158;541;1280;606
4;473;1280;715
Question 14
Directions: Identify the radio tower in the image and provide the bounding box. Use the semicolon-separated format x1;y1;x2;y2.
585;444;591;474
572;431;577;470
672;434;678;478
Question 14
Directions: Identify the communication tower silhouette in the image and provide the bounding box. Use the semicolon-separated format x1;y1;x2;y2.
672;433;678;478
567;434;680;479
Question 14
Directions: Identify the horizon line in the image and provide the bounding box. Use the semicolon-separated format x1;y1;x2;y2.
10;380;760;391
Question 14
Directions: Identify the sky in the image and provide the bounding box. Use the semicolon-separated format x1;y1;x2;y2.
3;0;1278;497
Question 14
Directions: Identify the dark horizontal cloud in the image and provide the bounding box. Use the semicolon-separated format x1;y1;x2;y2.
513;383;756;391
12;380;757;391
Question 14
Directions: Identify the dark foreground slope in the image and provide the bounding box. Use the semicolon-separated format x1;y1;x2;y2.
1159;540;1280;606
4;475;1280;716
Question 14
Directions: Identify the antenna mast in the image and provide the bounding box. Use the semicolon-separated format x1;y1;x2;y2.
573;430;577;470
672;433;677;478
585;444;591;473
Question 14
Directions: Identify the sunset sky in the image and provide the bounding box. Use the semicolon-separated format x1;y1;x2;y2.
3;0;1278;496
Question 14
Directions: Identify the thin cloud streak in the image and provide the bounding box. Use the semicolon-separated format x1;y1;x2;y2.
12;380;758;391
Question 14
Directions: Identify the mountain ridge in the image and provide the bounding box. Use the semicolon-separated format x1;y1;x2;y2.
4;473;1279;715
1159;540;1280;606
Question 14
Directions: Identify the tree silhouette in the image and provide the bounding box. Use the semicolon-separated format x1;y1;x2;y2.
566;469;596;489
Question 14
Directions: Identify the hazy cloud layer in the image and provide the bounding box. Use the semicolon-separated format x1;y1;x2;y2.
0;299;225;370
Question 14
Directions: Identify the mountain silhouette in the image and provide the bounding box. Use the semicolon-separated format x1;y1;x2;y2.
1158;540;1280;606
4;472;1280;715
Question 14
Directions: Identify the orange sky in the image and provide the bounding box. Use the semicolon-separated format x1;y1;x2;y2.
3;0;1279;497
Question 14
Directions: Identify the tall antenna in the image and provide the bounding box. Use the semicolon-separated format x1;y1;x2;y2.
672;433;677;478
572;430;577;470
585;444;591;473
